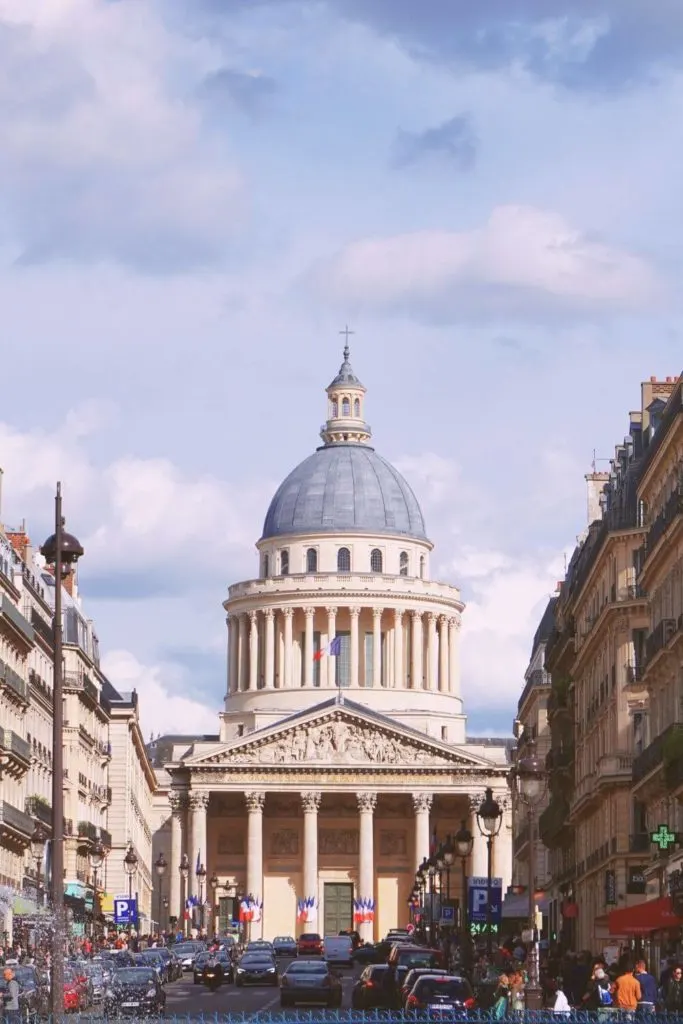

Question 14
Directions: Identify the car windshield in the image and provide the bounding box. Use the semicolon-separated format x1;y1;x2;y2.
416;979;472;1000
287;962;328;974
274;936;294;942
403;953;437;967
242;956;273;964
115;969;156;985
173;944;202;956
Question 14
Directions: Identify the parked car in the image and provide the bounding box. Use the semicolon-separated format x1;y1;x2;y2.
103;966;167;1017
297;932;323;956
351;965;394;1009
82;961;109;1003
280;959;343;1008
273;936;298;957
234;953;278;986
323;935;354;966
245;940;274;955
405;975;476;1015
388;943;443;971
155;947;183;981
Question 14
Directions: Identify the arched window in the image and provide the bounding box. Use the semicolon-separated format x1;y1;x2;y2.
399;551;408;576
263;554;270;578
331;400;338;417
371;548;383;573
281;549;289;576
337;547;351;572
342;397;350;416
353;398;360;417
306;548;318;573
419;555;425;579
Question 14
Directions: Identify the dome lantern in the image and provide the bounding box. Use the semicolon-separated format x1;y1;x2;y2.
320;328;372;446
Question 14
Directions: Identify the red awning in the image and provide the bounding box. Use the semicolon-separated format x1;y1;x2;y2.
608;896;683;935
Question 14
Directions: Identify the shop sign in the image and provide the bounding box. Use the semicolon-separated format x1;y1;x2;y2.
627;866;646;895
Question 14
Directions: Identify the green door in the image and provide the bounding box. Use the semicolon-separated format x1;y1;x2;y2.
323;883;353;934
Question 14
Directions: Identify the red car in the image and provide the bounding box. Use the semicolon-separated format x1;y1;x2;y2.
63;970;84;1013
297;932;323;955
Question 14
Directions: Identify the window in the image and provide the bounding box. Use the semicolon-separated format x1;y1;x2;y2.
337;547;351;572
419;555;425;578
364;631;385;687
399;551;408;576
237;724;244;737
332;399;338;417
306;548;318;573
353;398;360;417
263;554;269;578
370;548;383;573
441;726;448;741
342;397;350;416
334;632;351;687
280;549;289;575
301;632;322;686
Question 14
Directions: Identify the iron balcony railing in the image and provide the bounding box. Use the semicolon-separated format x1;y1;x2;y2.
644;487;683;566
77;820;98;841
633;722;683;785
0;595;35;644
7;1012;668;1024
100;827;112;849
25;796;52;829
31;607;54;649
0;725;31;763
0;800;33;838
64;671;100;704
0;657;29;701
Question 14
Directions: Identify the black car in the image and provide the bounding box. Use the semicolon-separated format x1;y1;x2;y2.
104;966;167;1016
193;951;234;984
351;965;394;1009
405;975;475;1015
136;950;169;983
155;948;183;981
234;953;278;986
273;936;298;957
280;959;343;1008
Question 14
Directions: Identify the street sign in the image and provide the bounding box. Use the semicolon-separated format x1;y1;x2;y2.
468;876;503;926
114;897;138;926
440;905;456;925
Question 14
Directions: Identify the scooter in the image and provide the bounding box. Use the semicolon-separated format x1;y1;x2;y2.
203;966;223;992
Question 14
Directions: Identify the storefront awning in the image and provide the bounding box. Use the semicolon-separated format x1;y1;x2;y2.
608;896;683;935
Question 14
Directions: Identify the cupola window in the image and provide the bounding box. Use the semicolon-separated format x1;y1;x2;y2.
331;399;338;417
263;554;270;578
370;548;383;573
419;555;425;578
306;548;318;573
280;549;289;575
342;397;350;416
353;398;360;417
337;547;351;572
399;551;408;576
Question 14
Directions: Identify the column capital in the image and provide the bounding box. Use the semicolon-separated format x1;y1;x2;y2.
245;790;266;813
326;606;338;617
188;792;209;811
282;607;294;620
349;606;361;619
438;613;448;627
468;792;487;815
264;608;274;621
301;791;322;813
394;608;403;622
412;793;433;813
372;607;382;620
449;615;461;630
249;610;258;625
304;606;315;619
411;610;422;622
357;791;377;813
426;611;437;624
169;792;187;814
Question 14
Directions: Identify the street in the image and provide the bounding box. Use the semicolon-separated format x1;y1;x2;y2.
163;960;362;1018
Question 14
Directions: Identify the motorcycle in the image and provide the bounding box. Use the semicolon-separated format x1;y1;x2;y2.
203;965;223;992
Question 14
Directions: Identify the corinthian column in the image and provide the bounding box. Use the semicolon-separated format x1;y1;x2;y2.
449;617;460;697
304;608;315;687
426;613;437;690
283;608;293;689
411;612;423;689
412;793;432;870
249;611;259;690
357;791;377;941
264;609;275;688
301;791;321;909
372;608;382;687
326;607;337;688
393;610;403;688
169;793;186;923
238;613;248;691
246;791;265;939
350;607;360;688
228;616;239;694
438;615;449;693
188;792;209;899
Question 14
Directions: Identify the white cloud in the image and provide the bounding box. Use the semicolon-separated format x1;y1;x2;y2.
102;649;220;738
310;205;663;323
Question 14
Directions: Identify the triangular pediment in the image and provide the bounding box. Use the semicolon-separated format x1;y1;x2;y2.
184;698;497;771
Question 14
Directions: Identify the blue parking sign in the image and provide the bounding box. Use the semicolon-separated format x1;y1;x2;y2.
114;897;138;926
440;905;456;925
468;876;502;926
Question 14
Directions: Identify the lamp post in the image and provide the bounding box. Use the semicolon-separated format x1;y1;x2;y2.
512;743;546;1011
154;852;167;936
427;858;437;943
454;819;473;974
196;862;207;935
179;854;190;937
443;835;455;900
123;844;138;901
210;873;219;937
41;487;84;1020
30;825;48;910
476;787;503;955
88;840;106;941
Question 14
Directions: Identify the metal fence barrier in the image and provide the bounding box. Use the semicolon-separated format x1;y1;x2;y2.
27;1013;683;1023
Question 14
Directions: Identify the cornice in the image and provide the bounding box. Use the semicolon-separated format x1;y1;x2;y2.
226;590;464;614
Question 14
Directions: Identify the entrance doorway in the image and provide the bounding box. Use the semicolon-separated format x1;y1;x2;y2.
323;883;353;934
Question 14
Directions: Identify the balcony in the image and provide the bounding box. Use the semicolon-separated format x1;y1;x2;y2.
596;751;634;788
0;726;31;778
625;663;645;688
544;619;575;671
629;832;650;853
547;678;572;718
0;659;29;703
31;608;54;650
28;668;53;702
0;595;35;645
518;668;551;712
571;772;599;818
100;828;112;849
633;723;683;786
64;672;100;705
539;798;571;849
77;820;98;842
643;488;683;570
25;796;52;829
546;748;573;773
0;800;33;839
644;618;679;669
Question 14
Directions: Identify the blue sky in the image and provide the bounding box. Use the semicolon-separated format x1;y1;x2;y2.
0;0;681;738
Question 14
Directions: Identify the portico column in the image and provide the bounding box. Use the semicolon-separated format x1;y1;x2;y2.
427;613;437;690
249;611;259;690
264;609;275;688
438;615;449;693
449;617;460;697
283;608;293;689
326;607;337;687
228;616;239;694
169;793;186;922
301;791;321;906
238;613;248;691
372;608;382;687
350;607;360;688
246;791;265;939
411;612;423;689
469;794;488;879
493;796;513;897
304;607;315;687
412;793;433;870
188;792;209;901
357;792;377;941
393;610;403;688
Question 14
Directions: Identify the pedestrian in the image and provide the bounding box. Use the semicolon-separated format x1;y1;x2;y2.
634;959;657;1015
664;965;683;1012
613;961;641;1013
2;967;20;1024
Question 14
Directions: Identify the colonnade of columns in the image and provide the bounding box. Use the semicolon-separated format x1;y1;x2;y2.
226;606;461;694
167;786;511;940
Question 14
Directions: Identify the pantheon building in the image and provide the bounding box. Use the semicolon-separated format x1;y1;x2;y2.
154;347;512;941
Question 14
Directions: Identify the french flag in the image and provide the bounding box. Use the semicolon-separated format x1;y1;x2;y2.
313;635;342;660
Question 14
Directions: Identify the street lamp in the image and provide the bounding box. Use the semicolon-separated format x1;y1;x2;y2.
154;852;167;936
179;854;190;937
30;825;48;909
476;787;503;955
41;486;84;1020
454;819;473;973
209;873;219;936
196;862;207;935
88;840;106;941
123;843;138;900
512;743;547;1010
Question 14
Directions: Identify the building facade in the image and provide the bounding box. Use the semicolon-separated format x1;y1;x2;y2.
157;348;513;941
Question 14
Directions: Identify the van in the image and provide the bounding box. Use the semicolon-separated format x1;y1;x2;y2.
323;934;354;966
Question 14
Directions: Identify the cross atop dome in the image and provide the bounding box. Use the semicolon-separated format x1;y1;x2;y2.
321;331;372;446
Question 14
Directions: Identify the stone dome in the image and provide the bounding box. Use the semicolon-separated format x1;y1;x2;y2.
261;443;427;541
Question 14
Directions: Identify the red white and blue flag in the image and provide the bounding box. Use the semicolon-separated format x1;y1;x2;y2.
313;635;342;660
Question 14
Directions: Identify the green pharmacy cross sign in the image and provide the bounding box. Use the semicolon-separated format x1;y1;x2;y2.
651;824;678;851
